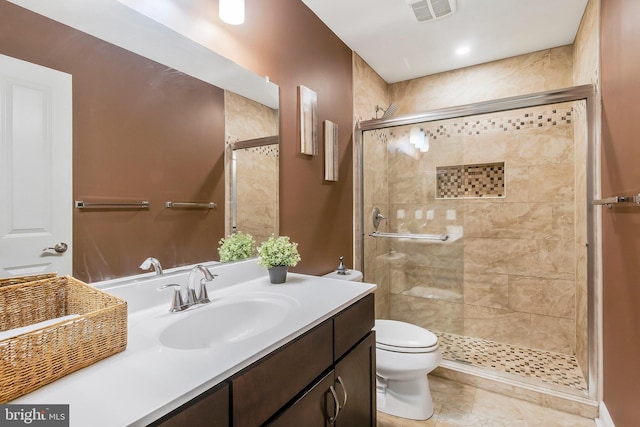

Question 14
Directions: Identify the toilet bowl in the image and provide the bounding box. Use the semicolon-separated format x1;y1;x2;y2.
323;265;442;421
375;319;441;420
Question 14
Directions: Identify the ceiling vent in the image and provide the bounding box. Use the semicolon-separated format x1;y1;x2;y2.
409;0;457;22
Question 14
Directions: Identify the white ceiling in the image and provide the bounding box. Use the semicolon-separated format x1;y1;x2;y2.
301;0;589;83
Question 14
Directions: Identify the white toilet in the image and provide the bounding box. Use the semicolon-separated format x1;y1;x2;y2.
323;265;442;420
375;319;441;420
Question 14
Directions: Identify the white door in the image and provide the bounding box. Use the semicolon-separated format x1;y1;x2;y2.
0;54;72;278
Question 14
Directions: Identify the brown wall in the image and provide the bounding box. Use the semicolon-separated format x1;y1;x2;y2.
600;0;640;425
204;0;355;275
0;1;226;282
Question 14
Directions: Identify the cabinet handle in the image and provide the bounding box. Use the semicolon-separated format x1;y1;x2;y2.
336;376;348;410
327;385;340;425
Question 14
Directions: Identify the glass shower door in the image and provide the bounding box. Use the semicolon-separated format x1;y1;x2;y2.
362;99;590;397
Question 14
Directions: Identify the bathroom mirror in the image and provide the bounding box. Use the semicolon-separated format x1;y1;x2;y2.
5;0;280;276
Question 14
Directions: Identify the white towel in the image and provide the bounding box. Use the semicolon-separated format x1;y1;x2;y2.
0;315;80;341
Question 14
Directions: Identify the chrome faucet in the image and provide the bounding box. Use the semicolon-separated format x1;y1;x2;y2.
140;257;163;275
157;265;218;312
187;265;218;304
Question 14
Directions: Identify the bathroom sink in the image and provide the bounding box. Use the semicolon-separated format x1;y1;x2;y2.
159;294;296;350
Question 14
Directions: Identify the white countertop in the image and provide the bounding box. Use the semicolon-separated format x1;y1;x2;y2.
13;260;376;426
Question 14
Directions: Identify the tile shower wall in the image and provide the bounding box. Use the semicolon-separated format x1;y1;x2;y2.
354;53;392;319
572;0;599;381
385;102;586;359
388;46;573;115
363;128;391;319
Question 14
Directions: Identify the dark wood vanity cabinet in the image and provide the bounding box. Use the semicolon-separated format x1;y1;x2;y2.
149;382;229;427
268;332;376;427
265;293;376;427
333;332;376;426
148;293;375;427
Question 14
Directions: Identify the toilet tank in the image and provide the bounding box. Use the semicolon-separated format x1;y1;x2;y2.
323;269;363;282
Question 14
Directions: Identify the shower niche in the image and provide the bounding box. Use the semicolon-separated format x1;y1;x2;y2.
357;86;596;403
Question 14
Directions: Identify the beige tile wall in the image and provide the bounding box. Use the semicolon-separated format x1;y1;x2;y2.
375;102;586;357
389;46;573;115
572;0;600;382
368;46;591;364
354;53;393;319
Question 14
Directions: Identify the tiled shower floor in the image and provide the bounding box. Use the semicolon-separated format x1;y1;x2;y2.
435;332;588;394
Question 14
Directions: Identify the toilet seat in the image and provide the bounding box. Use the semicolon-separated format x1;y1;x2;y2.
375;319;439;353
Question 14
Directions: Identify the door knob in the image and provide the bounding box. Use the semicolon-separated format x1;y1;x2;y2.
43;242;68;253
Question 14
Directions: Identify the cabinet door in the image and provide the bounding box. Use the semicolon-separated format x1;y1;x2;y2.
267;371;336;427
333;294;375;360
150;382;229;427
232;320;333;426
334;332;376;427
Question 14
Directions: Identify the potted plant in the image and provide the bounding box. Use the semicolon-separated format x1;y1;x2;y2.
257;235;301;283
218;231;256;262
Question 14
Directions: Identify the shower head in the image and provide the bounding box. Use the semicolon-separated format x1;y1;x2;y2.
375;103;399;119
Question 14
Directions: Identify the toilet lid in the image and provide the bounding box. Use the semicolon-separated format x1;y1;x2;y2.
375;319;438;351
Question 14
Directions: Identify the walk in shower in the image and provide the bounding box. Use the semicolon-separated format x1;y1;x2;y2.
356;86;597;400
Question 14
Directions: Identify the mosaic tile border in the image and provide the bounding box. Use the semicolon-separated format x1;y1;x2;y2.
387;106;573;141
436;162;505;198
435;331;588;393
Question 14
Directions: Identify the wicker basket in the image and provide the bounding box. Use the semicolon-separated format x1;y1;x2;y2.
0;275;128;402
0;273;58;287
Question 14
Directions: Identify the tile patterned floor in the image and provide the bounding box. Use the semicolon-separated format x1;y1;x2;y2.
377;376;596;427
434;332;588;394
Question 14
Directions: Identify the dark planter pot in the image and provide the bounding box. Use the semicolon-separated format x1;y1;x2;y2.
268;266;288;284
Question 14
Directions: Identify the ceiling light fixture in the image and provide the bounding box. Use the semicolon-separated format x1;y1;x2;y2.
456;46;470;55
219;0;245;25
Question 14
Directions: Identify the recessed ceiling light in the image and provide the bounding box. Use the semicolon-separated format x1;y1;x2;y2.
456;46;470;55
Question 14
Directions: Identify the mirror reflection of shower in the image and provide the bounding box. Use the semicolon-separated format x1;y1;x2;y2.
224;90;279;245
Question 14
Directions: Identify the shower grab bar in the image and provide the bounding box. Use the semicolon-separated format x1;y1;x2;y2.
165;201;217;209
75;200;150;209
592;194;640;208
369;231;449;241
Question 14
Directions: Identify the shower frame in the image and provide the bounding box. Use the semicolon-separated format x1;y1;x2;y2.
354;84;599;401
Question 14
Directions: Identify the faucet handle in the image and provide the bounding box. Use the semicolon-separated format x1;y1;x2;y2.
184;286;198;307
196;274;218;304
158;284;187;312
